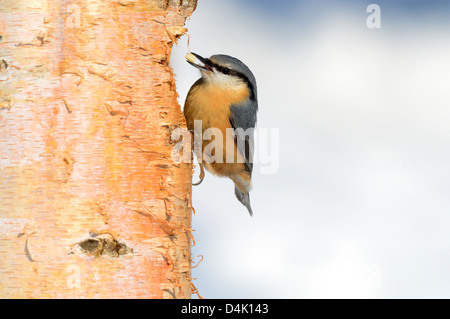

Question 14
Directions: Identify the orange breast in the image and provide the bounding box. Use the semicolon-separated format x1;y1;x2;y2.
184;80;250;179
184;80;249;130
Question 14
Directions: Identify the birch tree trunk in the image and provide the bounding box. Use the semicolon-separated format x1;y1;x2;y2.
0;0;196;298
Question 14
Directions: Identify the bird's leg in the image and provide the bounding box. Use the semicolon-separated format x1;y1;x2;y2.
192;161;205;186
191;130;206;186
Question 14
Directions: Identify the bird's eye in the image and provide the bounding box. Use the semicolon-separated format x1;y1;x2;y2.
222;68;231;75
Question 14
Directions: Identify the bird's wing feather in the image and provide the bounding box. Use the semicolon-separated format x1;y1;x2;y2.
229;99;258;174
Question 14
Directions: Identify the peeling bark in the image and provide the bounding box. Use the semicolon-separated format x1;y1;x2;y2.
0;0;196;298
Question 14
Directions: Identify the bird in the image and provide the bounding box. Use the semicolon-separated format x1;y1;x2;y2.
183;52;258;216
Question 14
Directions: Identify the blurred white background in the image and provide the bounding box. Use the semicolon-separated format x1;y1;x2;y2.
170;0;450;298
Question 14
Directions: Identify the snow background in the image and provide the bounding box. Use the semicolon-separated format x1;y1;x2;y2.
170;0;450;298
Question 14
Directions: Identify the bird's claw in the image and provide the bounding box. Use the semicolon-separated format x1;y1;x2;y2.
192;162;205;186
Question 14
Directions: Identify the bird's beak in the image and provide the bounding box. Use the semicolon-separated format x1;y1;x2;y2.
186;52;213;72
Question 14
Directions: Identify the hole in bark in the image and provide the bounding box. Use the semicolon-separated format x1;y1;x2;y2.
79;239;99;252
78;238;132;257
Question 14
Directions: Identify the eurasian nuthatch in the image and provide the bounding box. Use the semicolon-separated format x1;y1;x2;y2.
184;52;258;216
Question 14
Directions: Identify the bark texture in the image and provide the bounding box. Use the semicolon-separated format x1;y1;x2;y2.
0;0;196;298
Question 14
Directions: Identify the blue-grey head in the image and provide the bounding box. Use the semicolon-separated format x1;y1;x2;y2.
186;52;257;101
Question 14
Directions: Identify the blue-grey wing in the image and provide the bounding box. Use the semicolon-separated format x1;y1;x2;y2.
229;99;258;174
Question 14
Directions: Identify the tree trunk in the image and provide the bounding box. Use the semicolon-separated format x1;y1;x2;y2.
0;0;196;298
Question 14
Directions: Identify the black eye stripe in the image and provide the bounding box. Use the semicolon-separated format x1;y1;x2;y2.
207;60;256;101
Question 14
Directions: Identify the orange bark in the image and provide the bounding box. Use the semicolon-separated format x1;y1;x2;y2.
0;0;196;298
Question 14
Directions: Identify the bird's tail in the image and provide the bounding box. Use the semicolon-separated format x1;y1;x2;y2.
234;186;253;216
